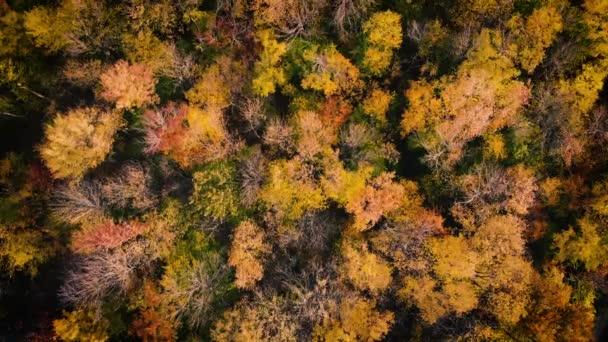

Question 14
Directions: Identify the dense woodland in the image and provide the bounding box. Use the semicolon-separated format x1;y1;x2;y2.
1;0;608;340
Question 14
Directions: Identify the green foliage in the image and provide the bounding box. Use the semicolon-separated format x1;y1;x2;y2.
190;160;241;221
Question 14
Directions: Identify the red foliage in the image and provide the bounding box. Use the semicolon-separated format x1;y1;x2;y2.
27;162;52;193
72;220;149;254
142;102;188;154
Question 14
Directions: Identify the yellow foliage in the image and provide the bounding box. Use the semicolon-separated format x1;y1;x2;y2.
401;276;478;324
341;241;392;293
302;45;361;96
554;216;608;271
313;296;394;342
427;235;478;281
401;80;442;135
228;220;270;289
321;154;373;208
591;180;608;215
122;29;175;75
559;62;608;122
53;309;109;342
540;177;563;206
583;0;608;59
507;6;563;73
190;161;239;220
484;133;507;159
260;158;326;221
362;88;393;122
348;172;408;232
23;6;70;53
402;29;530;165
212;296;298;342
361;10;402;75
252;29;287;96
40;107;122;179
186;57;238;108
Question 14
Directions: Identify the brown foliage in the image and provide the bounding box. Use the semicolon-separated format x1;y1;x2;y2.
101;163;157;211
228;220;270;289
100;60;158;109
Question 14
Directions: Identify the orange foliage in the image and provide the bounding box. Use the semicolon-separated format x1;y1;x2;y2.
142;102;232;168
318;95;353;133
100;60;158;109
131;281;176;342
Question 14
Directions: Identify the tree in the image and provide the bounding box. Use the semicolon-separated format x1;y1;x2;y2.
347;172;408;232
60;240;151;308
71;220;149;254
554;216;608;271
361;10;402;75
301;45;362;96
332;0;377;40
190;160;240;221
101;163;157;211
0;154;57;277
212;295;298;341
313;295;394;341
160;231;233;329
40;107;123;179
53;309;109;342
252;29;287;96
228;220;270;289
402;29;530;166
362;88;393;122
291;111;337;160
122;29;177;76
23;6;70;53
142;102;233;168
506;5;563;73
100;60;158;110
251;0;328;39
341;240;392;293
401;275;479;324
260;158;326;222
186;56;245;109
131;281;177;342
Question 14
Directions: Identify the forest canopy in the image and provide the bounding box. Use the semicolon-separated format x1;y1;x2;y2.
1;0;608;340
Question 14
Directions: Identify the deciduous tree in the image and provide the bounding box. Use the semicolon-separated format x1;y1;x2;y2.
40;107;122;179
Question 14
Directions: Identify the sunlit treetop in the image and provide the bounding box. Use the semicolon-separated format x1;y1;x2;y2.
40;107;123;179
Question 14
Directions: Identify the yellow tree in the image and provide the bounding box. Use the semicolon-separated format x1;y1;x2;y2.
301;45;362;96
362;88;393;122
361;10;402;75
260;157;326;222
313;295;394;342
341;240;392;293
506;5;563;73
252;29;287;96
228;220;270;289
402;29;530;166
554;215;608;271
40;107;122;179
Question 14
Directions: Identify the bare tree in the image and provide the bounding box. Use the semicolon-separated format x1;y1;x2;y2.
52;181;104;225
333;0;376;39
60;240;149;308
101;163;158;211
239;148;267;207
